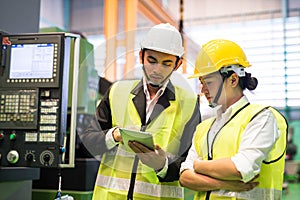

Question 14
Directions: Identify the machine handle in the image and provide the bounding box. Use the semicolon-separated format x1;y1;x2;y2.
59;33;81;168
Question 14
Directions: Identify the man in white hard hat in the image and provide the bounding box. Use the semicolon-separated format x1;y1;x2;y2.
83;23;201;200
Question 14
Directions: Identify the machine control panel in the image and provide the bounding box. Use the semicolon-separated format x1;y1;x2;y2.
0;33;75;168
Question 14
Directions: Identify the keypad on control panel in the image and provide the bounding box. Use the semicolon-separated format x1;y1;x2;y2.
0;90;38;128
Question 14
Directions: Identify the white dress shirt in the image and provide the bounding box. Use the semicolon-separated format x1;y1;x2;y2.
180;96;280;183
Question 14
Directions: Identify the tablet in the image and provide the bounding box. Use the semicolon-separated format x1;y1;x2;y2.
119;128;154;151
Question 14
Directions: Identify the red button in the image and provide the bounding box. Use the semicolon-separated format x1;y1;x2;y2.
0;133;4;140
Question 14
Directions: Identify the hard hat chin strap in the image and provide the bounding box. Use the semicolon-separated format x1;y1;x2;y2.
142;64;175;88
209;72;226;108
210;83;223;108
142;64;160;87
141;48;179;88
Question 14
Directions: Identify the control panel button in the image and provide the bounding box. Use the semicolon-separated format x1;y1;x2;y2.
41;90;51;97
9;133;16;140
0;132;4;140
7;150;19;164
60;146;66;154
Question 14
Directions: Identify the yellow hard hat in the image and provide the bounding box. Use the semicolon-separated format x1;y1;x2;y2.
189;39;251;78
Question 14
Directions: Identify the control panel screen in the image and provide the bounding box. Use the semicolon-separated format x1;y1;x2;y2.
9;43;55;79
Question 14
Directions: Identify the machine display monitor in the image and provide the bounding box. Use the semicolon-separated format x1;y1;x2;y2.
9;43;55;79
0;34;62;88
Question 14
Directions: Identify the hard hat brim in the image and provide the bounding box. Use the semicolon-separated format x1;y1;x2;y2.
142;46;184;57
188;73;202;79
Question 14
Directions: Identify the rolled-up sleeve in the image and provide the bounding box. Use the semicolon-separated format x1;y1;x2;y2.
180;142;198;174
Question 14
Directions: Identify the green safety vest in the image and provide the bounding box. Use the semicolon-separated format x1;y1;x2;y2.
193;104;287;200
93;80;197;200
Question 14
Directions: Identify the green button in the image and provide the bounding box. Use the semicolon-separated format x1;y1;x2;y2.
9;133;16;140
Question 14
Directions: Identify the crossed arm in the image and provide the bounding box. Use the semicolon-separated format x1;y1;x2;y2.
180;168;258;192
179;109;278;192
179;143;259;192
193;158;242;181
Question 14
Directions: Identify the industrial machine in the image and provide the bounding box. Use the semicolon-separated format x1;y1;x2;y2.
0;33;80;168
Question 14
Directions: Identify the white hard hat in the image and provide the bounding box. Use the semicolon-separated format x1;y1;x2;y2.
140;23;184;57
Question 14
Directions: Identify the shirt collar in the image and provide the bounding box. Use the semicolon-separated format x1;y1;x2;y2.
142;76;169;99
215;96;249;120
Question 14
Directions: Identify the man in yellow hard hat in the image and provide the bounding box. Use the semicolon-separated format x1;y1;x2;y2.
179;39;287;199
82;23;201;200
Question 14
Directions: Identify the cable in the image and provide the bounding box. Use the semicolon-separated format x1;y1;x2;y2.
55;168;62;199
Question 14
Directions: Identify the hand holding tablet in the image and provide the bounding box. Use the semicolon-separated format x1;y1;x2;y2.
119;128;154;151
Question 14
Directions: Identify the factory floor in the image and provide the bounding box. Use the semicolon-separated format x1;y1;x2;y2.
283;182;300;200
184;182;300;200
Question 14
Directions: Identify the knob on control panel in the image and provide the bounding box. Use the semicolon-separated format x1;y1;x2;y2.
7;150;19;164
40;150;54;166
25;152;36;162
43;154;51;162
26;153;34;161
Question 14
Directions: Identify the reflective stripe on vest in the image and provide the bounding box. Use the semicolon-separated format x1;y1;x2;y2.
193;188;282;200
95;175;184;198
94;80;197;200
193;104;287;200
